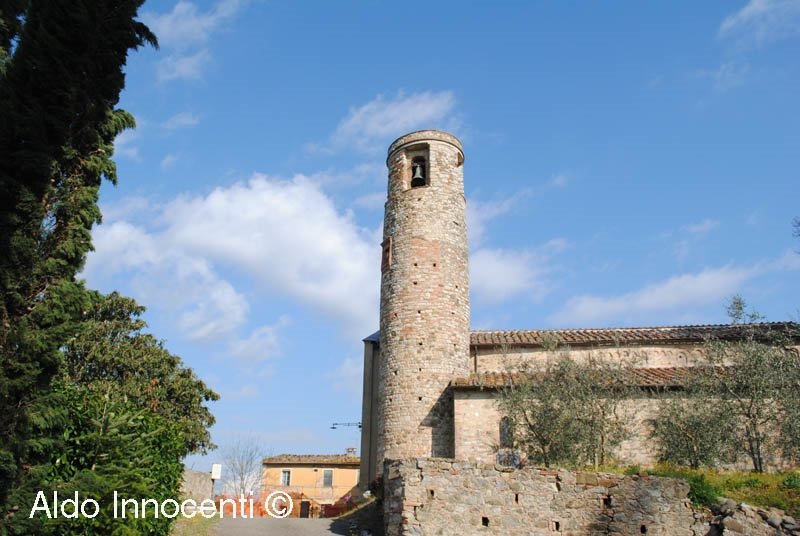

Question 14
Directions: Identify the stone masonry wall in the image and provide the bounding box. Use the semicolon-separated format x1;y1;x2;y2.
473;344;800;374
474;345;708;373
180;468;212;502
383;458;704;536
377;131;470;466
453;391;661;467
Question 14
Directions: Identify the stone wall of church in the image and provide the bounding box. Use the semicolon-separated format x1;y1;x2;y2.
474;344;707;373
453;390;661;466
473;343;800;373
383;458;706;536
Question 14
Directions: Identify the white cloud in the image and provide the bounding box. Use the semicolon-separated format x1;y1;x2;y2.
353;191;386;210
156;49;212;82
719;0;800;47
470;239;568;304
229;316;290;361
647;74;664;88
306;162;383;189
169;259;249;341
549;172;569;188
684;218;720;236
84;173;380;341
160;154;179;169
666;218;721;261
673;240;692;263
132;250;249;342
143;0;244;49
769;249;800;271
327;357;363;400
162;112;200;130
698;61;750;91
86;220;163;274
113;129;140;160
226;383;259;400
550;264;758;327
162;175;379;333
86;221;250;342
467;196;516;247
100;196;153;223
143;0;245;82
324;91;459;153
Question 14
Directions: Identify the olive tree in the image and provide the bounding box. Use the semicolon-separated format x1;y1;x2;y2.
498;351;634;468
650;395;737;469
651;296;800;472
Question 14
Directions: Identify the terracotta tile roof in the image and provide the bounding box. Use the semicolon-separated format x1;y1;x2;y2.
451;367;713;390
469;322;799;348
262;454;360;466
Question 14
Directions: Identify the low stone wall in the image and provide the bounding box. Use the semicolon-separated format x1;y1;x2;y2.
709;499;799;535
181;468;213;502
383;458;705;536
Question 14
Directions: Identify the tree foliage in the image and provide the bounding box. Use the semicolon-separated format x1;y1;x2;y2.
651;296;800;472
12;382;185;535
650;395;737;469
0;2;220;533
0;0;157;512
498;352;633;468
62;291;219;455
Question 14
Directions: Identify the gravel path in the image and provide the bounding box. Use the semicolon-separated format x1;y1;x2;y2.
214;517;349;536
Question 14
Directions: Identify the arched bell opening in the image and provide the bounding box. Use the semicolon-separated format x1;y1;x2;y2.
410;156;427;188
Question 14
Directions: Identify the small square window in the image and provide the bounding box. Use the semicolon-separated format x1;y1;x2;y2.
323;469;333;487
281;470;291;486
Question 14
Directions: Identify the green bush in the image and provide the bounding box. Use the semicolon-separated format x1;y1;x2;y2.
644;467;721;507
39;383;184;536
782;473;800;490
724;475;766;490
683;473;721;507
623;465;641;476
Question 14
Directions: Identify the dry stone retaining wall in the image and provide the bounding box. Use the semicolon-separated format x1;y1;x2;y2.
383;458;703;536
708;499;799;535
382;458;799;535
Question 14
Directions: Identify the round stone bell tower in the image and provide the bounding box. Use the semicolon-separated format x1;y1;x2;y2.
376;130;470;464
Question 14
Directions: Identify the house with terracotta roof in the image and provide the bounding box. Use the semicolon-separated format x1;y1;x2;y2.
357;130;800;489
262;451;360;517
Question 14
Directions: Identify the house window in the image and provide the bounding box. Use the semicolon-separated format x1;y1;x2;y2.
281;470;291;486
323;469;333;487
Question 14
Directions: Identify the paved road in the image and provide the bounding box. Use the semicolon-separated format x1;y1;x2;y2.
214;517;350;536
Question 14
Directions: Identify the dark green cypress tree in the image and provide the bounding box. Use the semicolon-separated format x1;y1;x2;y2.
0;0;156;519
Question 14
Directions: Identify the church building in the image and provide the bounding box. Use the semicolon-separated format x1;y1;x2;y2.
358;130;799;489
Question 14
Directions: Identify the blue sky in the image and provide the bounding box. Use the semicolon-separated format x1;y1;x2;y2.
82;0;800;470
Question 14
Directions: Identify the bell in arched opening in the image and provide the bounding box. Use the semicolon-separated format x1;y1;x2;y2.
410;157;427;188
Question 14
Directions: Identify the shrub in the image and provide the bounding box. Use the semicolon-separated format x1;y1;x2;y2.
782;473;800;490
644;467;721;507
